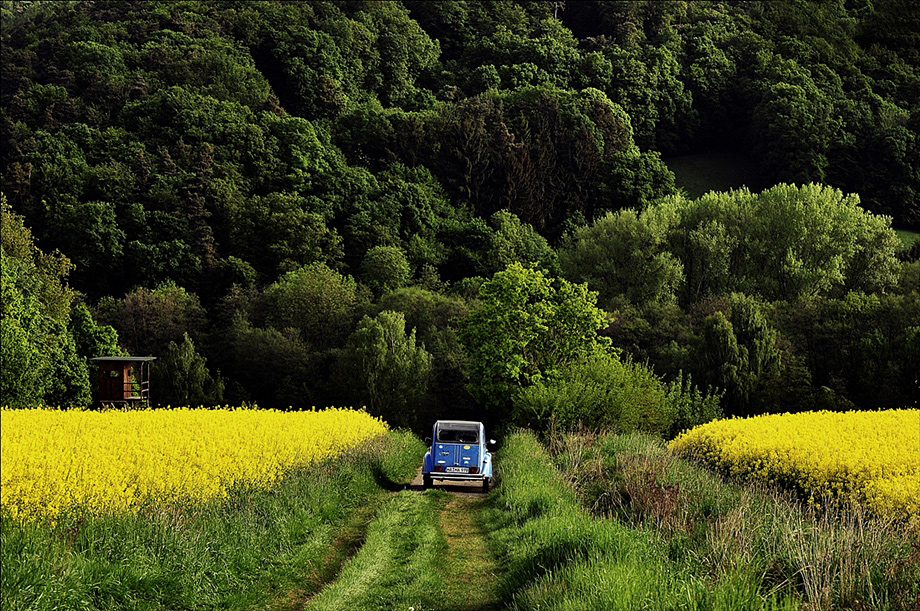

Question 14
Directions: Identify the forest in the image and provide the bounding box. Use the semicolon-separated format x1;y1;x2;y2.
2;0;918;433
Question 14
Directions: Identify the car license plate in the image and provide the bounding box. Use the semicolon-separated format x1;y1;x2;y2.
445;466;469;473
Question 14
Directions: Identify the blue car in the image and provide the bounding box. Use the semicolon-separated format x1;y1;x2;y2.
422;420;494;491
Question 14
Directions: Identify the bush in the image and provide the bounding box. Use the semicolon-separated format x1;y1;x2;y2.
512;353;674;434
663;371;723;438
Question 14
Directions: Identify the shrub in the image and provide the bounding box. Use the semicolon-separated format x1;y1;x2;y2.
512;353;673;434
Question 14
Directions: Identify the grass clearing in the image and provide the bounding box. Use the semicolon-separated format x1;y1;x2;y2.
895;228;919;248
664;151;768;198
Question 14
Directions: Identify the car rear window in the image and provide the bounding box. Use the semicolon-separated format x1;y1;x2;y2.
437;425;479;444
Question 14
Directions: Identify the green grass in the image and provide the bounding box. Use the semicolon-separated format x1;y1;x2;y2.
305;489;502;611
552;431;920;611
484;431;798;611
0;431;426;611
304;489;449;611
664;151;768;198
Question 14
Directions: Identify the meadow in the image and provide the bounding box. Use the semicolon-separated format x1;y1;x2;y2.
488;429;919;610
3;408;918;610
0;407;424;610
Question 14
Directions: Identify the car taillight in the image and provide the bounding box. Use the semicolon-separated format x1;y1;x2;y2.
470;467;479;474
434;466;443;472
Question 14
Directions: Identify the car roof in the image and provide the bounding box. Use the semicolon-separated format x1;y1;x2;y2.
435;420;482;428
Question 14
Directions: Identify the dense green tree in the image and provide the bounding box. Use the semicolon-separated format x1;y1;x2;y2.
770;292;920;410
0;197;89;407
261;262;362;351
512;352;666;432
459;262;610;415
98;281;206;357
360;246;411;297
486;209;559;276
559;208;683;308
694;294;782;417
336;310;432;430
152;332;224;408
212;314;313;410
69;303;123;361
661;184;902;303
2;0;918;419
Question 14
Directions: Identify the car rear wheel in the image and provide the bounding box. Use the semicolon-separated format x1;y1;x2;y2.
482;477;490;492
423;473;432;489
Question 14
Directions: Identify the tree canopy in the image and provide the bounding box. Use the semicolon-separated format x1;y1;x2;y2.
2;0;917;427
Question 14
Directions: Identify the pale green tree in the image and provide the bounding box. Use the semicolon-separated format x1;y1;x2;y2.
697;294;781;417
152;333;225;407
458;263;610;414
559;208;683;307
262;262;360;350
1;198;90;407
360;246;411;297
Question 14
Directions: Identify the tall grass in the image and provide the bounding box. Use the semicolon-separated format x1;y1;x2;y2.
485;431;798;610
1;431;425;611
304;490;448;611
554;432;920;611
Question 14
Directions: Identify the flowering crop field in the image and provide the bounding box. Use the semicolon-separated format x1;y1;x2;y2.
1;407;388;520
668;409;920;526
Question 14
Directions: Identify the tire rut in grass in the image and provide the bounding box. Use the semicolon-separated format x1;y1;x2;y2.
292;490;503;611
270;496;383;611
436;495;502;611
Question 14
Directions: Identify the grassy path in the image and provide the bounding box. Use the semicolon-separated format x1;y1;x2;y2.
437;495;502;611
297;489;502;611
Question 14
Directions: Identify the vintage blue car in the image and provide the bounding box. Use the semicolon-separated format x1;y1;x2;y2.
422;420;494;491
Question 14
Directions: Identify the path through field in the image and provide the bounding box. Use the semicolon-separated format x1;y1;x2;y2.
290;474;502;611
435;494;502;611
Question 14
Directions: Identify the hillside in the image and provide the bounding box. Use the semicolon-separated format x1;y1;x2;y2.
2;0;918;425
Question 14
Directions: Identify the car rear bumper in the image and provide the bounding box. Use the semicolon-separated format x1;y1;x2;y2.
427;472;488;482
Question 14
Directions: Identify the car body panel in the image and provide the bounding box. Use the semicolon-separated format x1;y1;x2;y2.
422;420;492;484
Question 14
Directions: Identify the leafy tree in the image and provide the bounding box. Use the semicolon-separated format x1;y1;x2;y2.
69;302;123;359
752;59;833;183
770;292;920;410
231;192;344;279
660;184;902;303
486;209;560;276
336;310;432;429
1;196;89;407
559;208;683;308
99;281;206;357
376;286;468;345
512;352;669;433
695;294;781;417
261;262;361;351
458;262;610;414
211;314;313;411
361;246;411;297
152;332;224;407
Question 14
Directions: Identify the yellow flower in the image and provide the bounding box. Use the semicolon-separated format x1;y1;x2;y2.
1;406;388;520
668;409;920;524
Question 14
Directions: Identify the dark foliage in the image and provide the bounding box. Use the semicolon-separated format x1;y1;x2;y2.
2;0;917;419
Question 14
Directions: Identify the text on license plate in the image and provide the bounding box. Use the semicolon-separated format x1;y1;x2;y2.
445;466;469;473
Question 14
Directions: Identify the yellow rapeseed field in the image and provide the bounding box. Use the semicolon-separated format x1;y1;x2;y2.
1;407;388;520
668;409;920;526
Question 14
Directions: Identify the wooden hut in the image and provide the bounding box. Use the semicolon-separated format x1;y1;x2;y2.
90;356;156;408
